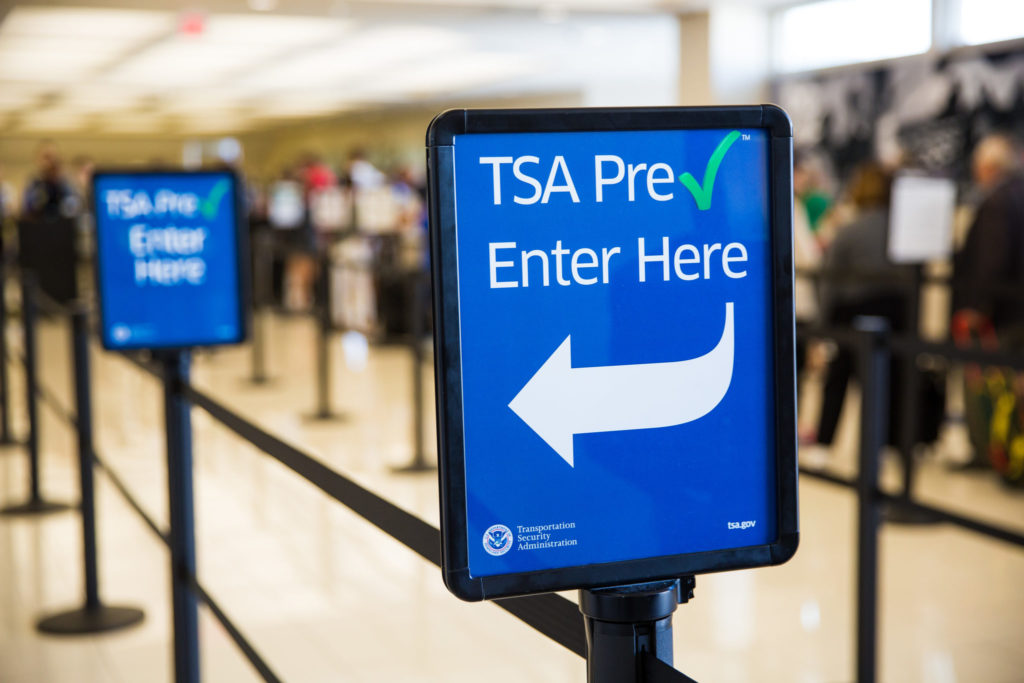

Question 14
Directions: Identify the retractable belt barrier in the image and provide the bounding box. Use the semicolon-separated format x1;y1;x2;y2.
5;263;1023;683
796;319;1024;683
796;323;1024;550
1;281;601;680
250;229;433;473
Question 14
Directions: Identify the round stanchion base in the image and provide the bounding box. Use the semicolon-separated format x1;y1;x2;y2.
947;459;992;472
391;460;436;474
884;500;942;525
245;376;274;386
37;605;144;635
303;412;345;423
0;498;74;516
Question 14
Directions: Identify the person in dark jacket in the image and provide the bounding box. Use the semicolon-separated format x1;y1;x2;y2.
953;134;1024;335
21;141;76;221
952;134;1024;469
815;163;911;448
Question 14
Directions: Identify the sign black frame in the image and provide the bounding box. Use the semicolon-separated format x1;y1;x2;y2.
92;168;251;352
427;105;799;601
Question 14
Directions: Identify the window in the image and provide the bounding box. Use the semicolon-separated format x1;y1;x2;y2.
773;0;932;73
957;0;1024;46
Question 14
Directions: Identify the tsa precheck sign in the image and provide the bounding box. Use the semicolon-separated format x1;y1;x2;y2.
94;171;245;350
451;127;778;579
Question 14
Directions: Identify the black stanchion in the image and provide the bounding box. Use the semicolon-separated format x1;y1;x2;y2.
37;306;145;635
248;229;272;386
393;268;434;474
579;578;695;683
308;248;341;421
854;317;890;683
0;272;71;516
887;267;938;525
163;351;200;683
0;254;15;446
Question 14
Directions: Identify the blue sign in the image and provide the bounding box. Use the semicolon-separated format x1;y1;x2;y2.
429;107;798;600
93;170;247;350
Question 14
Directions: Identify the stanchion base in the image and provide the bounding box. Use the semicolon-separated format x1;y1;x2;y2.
391;461;436;474
947;459;992;472
304;412;345;423
244;377;274;387
37;605;144;635
0;499;74;516
884;501;941;525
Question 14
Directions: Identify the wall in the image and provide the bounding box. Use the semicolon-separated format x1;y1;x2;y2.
774;40;1024;182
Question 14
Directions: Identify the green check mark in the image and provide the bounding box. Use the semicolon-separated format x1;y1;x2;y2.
678;130;741;211
201;179;230;220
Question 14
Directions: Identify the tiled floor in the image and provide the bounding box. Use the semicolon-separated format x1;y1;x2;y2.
0;313;1022;682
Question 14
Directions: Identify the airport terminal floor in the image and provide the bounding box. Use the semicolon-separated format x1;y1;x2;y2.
0;312;1021;683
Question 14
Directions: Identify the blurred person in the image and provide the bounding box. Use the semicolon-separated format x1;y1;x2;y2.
0;162;14;256
69;155;95;199
793;182;823;443
68;154;96;257
794;152;833;234
347;149;384;190
812;163;912;452
953;134;1024;336
22;140;76;220
0;162;13;223
283;155;336;311
951;134;1024;470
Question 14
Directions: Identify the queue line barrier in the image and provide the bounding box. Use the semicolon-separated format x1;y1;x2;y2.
797;264;1024;523
249;228;434;472
2;270;711;683
4;263;1023;682
795;321;1024;683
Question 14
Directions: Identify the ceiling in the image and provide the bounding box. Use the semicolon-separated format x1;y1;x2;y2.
0;0;788;136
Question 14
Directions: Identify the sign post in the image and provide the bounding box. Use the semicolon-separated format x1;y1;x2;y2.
92;169;249;683
427;106;798;677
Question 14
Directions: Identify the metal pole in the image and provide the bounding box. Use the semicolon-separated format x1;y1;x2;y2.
249;229;270;385
36;306;144;634
579;578;692;683
310;247;338;420
0;271;70;516
0;253;14;445
164;352;200;683
25;271;40;502
76;308;100;609
854;316;890;683
394;268;433;473
888;267;937;524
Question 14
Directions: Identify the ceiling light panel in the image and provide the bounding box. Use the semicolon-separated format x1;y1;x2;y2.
237;25;465;91
200;14;349;47
0;38;132;82
357;52;534;99
105;40;280;87
0;7;174;41
0;7;175;83
102;13;352;90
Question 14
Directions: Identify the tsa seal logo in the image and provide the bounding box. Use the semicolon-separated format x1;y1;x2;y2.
483;524;513;556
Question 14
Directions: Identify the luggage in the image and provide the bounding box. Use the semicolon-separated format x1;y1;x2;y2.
952;311;1024;486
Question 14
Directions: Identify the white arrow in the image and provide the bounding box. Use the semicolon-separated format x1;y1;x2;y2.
508;302;735;467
